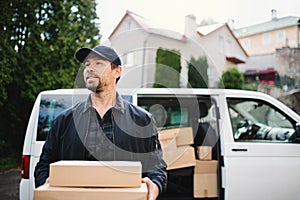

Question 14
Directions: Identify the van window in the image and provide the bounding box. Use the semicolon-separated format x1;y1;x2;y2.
139;98;189;128
138;94;219;159
227;98;296;142
37;94;83;141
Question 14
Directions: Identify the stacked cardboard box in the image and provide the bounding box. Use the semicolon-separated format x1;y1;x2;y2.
193;146;218;198
159;128;218;197
158;127;196;170
34;161;147;200
196;146;212;160
49;161;141;187
34;183;147;200
158;131;177;152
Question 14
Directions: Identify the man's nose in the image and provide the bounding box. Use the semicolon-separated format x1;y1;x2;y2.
85;64;95;72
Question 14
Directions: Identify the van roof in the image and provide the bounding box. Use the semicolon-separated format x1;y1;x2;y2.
38;88;268;97
39;88;91;95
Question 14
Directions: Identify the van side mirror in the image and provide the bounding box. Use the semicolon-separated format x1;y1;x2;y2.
291;123;300;143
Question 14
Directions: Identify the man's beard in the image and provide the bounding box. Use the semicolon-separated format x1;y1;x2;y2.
87;84;103;94
87;86;100;93
86;79;103;94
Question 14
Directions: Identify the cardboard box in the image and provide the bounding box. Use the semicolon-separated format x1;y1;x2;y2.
159;127;194;146
49;161;141;188
34;183;147;200
175;127;194;146
160;138;177;152
194;160;218;174
158;131;177;151
194;173;218;198
196;146;212;160
194;160;218;198
158;130;176;141
163;146;196;170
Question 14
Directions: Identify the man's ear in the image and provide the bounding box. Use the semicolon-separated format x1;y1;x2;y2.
114;66;122;78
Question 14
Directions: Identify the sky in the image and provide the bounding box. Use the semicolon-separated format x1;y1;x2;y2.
96;0;300;42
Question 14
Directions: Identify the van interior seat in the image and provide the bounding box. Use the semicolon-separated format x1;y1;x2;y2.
193;102;218;160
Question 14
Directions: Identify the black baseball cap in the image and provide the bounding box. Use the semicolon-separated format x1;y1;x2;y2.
75;45;122;66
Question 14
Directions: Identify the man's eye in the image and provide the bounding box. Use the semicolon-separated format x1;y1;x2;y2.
85;63;90;67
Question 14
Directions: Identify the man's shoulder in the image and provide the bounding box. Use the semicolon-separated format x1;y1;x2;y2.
56;100;86;119
124;100;150;116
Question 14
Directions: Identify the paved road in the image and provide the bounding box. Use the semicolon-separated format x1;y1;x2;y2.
0;169;20;200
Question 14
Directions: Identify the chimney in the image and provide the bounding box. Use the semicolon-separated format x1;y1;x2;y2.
184;14;197;38
271;9;277;20
227;19;235;29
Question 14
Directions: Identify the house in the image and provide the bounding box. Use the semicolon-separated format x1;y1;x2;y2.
107;10;186;88
234;10;300;56
107;10;247;88
196;22;247;86
233;10;300;88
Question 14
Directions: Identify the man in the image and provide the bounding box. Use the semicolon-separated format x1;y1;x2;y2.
34;45;167;200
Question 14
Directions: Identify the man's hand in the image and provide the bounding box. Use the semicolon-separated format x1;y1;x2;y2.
142;177;159;200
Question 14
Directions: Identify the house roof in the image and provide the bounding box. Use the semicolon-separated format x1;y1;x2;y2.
226;56;245;64
109;10;185;41
233;16;300;38
197;23;248;57
197;23;225;36
109;10;247;58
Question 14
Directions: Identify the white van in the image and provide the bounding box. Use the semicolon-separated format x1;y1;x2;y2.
20;88;300;200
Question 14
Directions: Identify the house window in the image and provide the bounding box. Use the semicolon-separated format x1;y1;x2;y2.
276;30;285;42
262;34;271;44
241;39;250;50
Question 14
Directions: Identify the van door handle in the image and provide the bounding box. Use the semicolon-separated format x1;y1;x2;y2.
232;148;248;152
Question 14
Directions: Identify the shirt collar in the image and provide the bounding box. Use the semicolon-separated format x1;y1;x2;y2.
114;92;125;113
83;94;92;113
83;91;125;114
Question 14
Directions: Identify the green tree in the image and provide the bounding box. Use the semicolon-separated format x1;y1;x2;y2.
0;1;16;106
153;48;181;88
220;67;244;89
0;0;100;160
187;56;208;88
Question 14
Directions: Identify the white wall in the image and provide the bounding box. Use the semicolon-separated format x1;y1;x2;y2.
199;26;247;86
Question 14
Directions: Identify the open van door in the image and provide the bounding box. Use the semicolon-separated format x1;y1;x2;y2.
221;91;300;200
136;88;222;200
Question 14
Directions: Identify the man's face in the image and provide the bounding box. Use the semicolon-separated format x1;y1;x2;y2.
83;52;114;93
